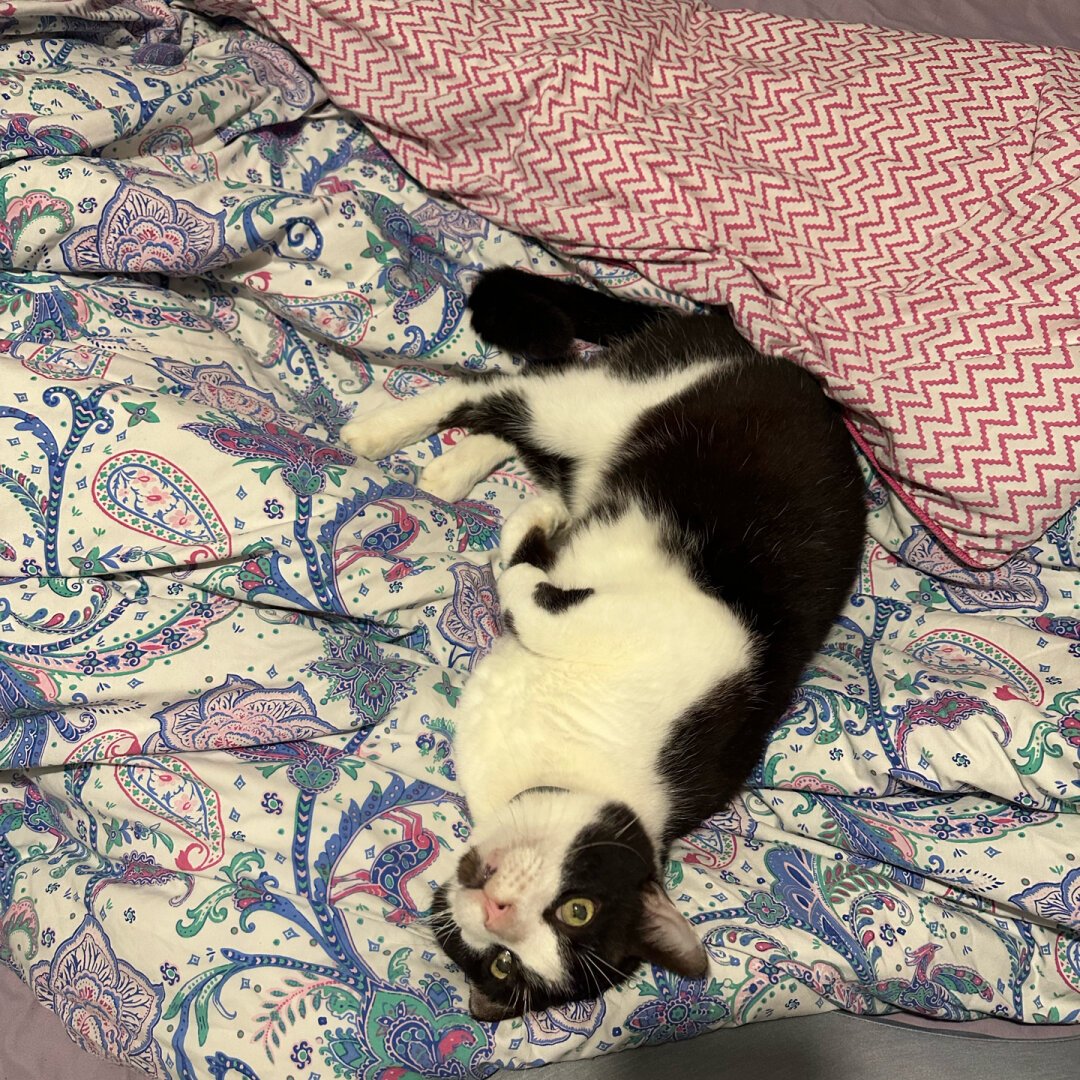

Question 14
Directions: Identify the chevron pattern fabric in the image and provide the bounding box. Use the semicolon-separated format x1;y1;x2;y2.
211;0;1080;567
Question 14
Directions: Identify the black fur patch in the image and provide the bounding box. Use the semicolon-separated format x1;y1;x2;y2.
533;582;594;613
543;803;658;1007
431;801;658;1019
506;525;559;571
595;366;864;838
468;266;668;360
456;847;489;889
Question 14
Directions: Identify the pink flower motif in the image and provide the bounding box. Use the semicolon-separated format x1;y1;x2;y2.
30;916;166;1076
138;484;172;508
163;505;197;530
147;674;333;754
1059;713;1080;750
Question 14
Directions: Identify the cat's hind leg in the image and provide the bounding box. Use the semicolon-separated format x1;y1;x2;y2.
342;377;505;461
421;434;515;502
468;266;667;358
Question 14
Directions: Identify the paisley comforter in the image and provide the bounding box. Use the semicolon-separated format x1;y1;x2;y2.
0;4;1078;1078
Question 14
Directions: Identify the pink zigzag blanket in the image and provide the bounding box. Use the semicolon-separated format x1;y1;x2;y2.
212;0;1080;568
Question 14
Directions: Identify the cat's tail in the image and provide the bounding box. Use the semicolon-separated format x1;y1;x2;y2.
467;266;668;364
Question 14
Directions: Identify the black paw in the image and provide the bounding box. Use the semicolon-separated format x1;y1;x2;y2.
467;267;574;362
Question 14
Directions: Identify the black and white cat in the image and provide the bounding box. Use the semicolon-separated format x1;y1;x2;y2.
341;267;866;1021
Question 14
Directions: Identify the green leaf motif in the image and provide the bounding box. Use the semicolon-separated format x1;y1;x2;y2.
387;946;412;984
120;400;160;427
1014;720;1063;776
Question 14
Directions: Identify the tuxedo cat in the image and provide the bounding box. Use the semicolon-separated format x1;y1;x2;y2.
341;267;865;1021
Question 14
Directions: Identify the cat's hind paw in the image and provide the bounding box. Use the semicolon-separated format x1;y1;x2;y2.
342;406;429;460
497;493;571;568
421;435;512;503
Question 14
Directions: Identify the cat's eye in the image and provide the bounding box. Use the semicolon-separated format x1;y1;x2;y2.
557;898;596;927
490;949;513;980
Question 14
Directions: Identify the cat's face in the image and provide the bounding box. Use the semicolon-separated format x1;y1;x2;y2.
432;791;708;1021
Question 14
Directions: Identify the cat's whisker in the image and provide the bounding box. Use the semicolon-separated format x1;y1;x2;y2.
580;954;602;999
417;905;453;924
577;958;596;999
579;949;613;999
585;947;624;984
567;839;652;868
422;912;456;934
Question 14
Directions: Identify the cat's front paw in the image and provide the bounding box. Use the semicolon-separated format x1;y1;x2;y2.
341;407;426;460
497;560;547;613
497;493;571;567
420;435;512;503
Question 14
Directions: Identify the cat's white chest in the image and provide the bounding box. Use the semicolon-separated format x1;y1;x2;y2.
452;570;751;840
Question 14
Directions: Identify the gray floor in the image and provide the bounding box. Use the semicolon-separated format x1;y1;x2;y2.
526;1013;1080;1080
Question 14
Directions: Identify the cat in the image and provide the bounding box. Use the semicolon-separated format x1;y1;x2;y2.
341;266;866;1021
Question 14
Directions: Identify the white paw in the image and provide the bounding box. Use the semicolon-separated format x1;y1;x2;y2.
422;449;482;503
498;493;571;565
341;407;427;460
497;561;546;610
420;435;512;503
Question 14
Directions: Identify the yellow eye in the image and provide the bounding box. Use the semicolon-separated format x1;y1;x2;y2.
490;949;513;980
557;898;596;927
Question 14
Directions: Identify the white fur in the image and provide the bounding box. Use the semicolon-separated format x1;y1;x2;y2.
456;501;753;840
341;380;478;460
520;362;718;512
423;434;515;502
343;357;749;991
447;791;610;987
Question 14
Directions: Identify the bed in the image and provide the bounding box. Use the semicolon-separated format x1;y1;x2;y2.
0;1;1078;1078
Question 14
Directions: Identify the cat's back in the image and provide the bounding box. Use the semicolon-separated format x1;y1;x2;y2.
601;332;864;669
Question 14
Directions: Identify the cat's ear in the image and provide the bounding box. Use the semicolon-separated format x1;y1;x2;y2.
637;881;709;979
468;985;519;1023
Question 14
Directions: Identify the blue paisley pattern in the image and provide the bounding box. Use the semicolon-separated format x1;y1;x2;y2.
0;5;1078;1079
60;183;229;273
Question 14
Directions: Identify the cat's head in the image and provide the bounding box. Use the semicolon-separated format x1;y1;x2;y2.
431;790;708;1021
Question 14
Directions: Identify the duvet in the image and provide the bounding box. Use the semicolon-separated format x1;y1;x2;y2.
0;4;1078;1079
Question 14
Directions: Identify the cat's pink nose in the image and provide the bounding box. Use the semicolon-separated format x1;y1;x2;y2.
481;892;515;931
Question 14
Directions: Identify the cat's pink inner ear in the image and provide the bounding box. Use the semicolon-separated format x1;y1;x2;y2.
637;881;709;979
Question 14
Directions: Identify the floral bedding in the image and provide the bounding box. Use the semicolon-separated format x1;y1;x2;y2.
207;0;1080;570
0;4;1078;1078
